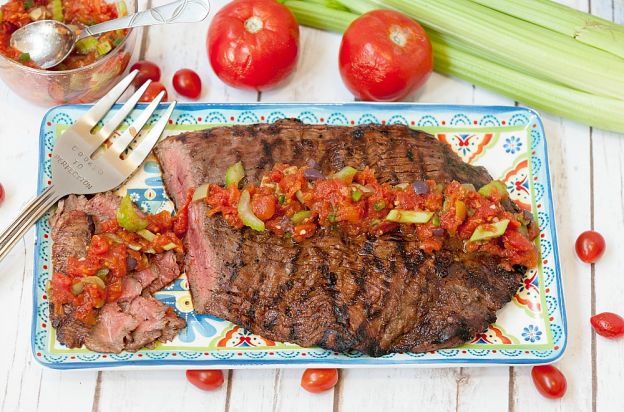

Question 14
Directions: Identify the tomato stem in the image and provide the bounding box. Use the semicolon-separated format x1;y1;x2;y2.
389;25;408;47
245;16;264;33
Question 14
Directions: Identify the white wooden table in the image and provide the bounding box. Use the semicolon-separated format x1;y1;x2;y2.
1;1;622;411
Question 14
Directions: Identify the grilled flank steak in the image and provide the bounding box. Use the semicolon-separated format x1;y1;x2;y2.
154;119;532;356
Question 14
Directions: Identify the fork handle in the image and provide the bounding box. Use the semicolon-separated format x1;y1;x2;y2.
0;186;63;262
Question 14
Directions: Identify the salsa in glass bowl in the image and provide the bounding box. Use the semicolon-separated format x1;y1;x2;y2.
0;0;137;105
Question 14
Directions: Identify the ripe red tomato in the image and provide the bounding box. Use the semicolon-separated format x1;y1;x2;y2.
130;60;161;86
186;370;225;391
300;368;339;393
591;312;624;338
173;69;202;99
531;365;567;399
575;230;606;263
207;0;299;91
0;182;4;205
339;10;433;101
139;82;168;103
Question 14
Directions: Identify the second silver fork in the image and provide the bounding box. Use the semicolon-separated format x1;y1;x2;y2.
0;70;177;261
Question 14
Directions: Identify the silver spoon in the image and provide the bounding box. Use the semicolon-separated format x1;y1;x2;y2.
10;0;211;69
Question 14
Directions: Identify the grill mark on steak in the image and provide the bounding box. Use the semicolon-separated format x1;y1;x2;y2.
154;119;526;356
414;142;426;177
260;140;274;170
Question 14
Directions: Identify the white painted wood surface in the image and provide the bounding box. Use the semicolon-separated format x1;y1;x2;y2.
0;0;622;411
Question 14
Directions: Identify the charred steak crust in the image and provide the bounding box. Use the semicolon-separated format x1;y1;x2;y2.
49;193;186;352
155;119;526;356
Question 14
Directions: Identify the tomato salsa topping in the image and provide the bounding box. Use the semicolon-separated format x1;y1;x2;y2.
0;0;128;70
49;195;189;325
194;162;540;270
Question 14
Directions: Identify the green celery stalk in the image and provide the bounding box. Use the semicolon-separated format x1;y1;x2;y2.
466;0;624;60
284;1;358;32
335;0;376;14
306;0;350;11
285;0;624;132
429;30;624;133
367;0;624;100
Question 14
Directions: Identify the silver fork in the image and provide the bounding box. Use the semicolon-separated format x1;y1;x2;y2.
0;70;177;261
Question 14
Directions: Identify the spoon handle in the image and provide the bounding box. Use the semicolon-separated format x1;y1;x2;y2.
78;0;211;40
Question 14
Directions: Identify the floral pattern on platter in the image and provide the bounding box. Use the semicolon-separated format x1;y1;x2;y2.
514;268;542;315
437;132;495;164
471;324;519;345
504;135;523;155
522;325;543;343
502;158;532;211
32;104;565;369
215;326;277;348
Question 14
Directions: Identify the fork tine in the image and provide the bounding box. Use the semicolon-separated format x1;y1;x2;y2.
109;91;165;156
126;101;177;167
93;80;152;144
81;70;138;129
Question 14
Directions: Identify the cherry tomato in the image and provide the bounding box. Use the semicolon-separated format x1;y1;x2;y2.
575;230;606;263
186;370;225;391
207;0;299;91
300;368;339;393
531;365;567;399
591;312;624;339
0;182;4;205
130;60;161;86
173;69;202;99
139;82;168;103
339;10;433;101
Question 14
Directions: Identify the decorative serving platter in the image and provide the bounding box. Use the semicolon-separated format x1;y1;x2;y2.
33;103;566;369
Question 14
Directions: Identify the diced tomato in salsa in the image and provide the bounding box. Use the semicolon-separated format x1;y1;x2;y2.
199;163;540;270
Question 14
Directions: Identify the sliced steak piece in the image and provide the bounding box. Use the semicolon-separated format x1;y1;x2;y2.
84;296;186;354
124;296;186;352
160;310;187;342
49;203;94;348
50;193;185;352
49;195;88;230
50;209;93;274
119;276;143;303
84;192;122;231
50;304;92;349
131;251;180;294
84;304;139;353
155;119;526;356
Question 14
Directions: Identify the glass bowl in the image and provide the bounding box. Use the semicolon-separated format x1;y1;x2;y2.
0;0;138;106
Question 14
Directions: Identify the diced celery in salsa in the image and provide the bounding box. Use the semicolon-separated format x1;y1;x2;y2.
116;195;149;232
226;161;245;187
238;190;265;232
